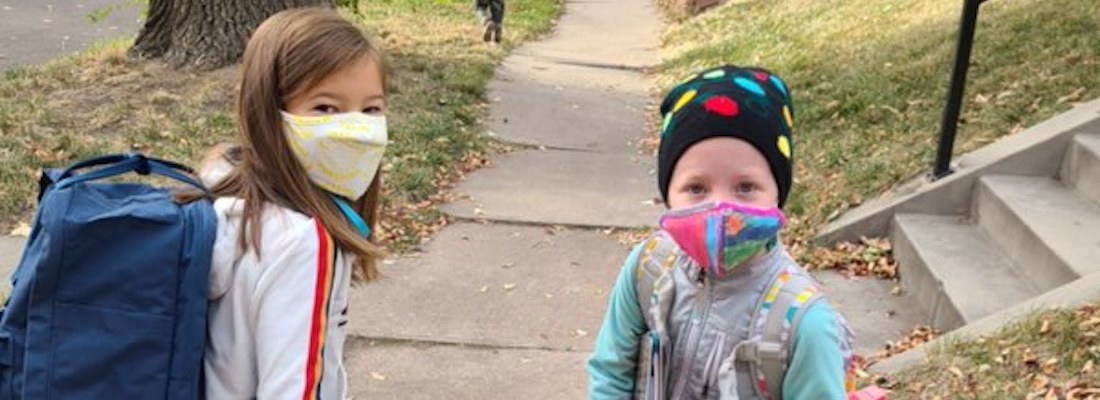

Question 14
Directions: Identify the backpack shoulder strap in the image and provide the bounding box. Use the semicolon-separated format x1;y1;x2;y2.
740;266;824;400
631;231;684;400
632;232;680;318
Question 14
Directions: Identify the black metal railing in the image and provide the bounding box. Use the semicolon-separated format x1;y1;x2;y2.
931;0;989;180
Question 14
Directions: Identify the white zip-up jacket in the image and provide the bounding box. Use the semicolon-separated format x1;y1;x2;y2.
202;164;352;399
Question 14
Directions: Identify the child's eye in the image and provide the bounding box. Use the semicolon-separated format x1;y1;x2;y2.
362;106;384;115
313;105;339;114
736;182;756;194
687;183;707;196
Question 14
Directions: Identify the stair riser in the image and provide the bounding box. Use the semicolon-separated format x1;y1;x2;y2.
892;219;967;332
973;182;1079;290
1062;135;1100;205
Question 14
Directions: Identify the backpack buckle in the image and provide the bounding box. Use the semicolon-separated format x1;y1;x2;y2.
757;341;786;360
130;153;152;175
736;340;785;363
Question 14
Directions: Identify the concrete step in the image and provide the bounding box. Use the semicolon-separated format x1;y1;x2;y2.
974;175;1100;290
1062;133;1100;204
892;213;1041;332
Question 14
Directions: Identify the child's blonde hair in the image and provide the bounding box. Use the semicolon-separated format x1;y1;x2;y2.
208;7;387;283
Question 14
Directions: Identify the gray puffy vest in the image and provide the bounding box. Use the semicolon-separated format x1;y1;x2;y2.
631;232;853;400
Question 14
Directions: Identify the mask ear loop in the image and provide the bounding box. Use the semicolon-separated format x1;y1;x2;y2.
329;194;370;239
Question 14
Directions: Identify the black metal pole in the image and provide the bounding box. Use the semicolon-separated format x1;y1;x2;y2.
932;0;985;180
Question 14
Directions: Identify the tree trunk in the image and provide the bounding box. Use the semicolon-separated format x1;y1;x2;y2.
130;0;333;70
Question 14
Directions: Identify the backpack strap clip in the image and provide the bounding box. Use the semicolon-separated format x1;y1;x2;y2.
132;153;152;175
734;340;786;364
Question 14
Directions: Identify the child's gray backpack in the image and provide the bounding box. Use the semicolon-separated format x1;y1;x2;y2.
631;232;855;400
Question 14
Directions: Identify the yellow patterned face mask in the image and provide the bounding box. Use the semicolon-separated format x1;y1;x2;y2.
282;111;388;200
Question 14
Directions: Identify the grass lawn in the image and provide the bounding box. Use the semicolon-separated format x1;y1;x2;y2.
881;302;1100;399
0;0;560;252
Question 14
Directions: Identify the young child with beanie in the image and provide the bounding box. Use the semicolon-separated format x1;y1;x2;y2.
587;65;855;400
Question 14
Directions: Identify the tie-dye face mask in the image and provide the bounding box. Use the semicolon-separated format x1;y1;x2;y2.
282;111;388;200
659;201;786;278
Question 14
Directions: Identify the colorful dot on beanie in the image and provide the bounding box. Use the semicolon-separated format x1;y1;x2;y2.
703;95;739;117
657;65;796;208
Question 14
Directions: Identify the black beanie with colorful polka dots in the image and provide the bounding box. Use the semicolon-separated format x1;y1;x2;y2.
657;65;796;208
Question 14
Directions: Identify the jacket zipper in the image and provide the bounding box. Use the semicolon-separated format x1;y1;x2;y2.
699;331;727;398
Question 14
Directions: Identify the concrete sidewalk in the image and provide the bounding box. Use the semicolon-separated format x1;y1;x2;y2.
346;0;663;397
0;1;141;72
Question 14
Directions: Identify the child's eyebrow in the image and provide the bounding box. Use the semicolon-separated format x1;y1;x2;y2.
308;92;384;102
677;172;709;183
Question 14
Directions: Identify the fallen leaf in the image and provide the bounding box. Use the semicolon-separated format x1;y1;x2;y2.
1042;358;1059;374
869;325;938;361
1032;374;1050;390
949;366;965;379
1040;320;1051;335
574;329;588;337
369;372;386;381
479;285;489;293
9;222;30;236
501;262;515;269
503;283;517;291
1082;360;1094;374
804;237;897;280
1057;87;1086;104
1044;388;1058;400
1023;348;1040;367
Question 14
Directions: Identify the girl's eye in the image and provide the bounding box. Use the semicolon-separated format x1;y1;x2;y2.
687;183;707;196
362;106;383;115
313;105;339;113
736;182;756;194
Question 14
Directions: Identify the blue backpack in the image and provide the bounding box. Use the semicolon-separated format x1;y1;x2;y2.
0;154;216;399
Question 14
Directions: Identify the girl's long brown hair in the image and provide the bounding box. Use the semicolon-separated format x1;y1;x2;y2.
208;7;387;283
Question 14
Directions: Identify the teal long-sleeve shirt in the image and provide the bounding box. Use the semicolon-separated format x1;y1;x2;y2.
586;245;848;399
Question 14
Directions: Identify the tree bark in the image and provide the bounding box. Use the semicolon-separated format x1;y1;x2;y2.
130;0;333;70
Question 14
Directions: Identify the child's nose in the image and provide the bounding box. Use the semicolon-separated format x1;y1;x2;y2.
708;189;739;204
